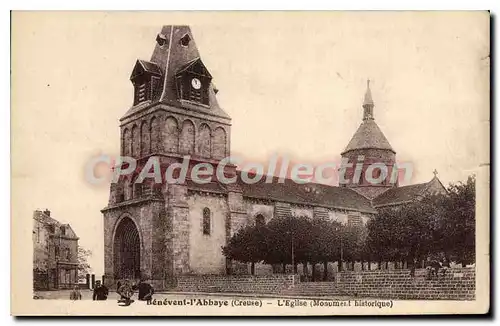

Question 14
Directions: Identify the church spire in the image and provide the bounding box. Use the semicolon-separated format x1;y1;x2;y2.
362;79;374;120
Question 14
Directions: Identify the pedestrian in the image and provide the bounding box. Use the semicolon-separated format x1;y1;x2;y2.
70;285;82;300
117;279;134;306
92;280;109;301
137;279;154;301
116;281;124;302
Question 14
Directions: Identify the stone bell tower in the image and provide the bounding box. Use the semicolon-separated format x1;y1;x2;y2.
340;80;397;200
101;25;240;290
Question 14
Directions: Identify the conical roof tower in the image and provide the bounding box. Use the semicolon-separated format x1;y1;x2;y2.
340;80;397;200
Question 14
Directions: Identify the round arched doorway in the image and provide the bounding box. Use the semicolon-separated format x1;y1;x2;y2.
113;217;141;279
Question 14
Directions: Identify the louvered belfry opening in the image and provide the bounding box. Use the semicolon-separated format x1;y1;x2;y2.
113;217;141;280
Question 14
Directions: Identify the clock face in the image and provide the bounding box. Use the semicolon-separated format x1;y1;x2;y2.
191;78;201;90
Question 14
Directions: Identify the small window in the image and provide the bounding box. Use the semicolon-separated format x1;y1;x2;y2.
60;226;66;236
156;33;168;46
65;248;71;260
203;208;211;235
256;214;265;227
179;34;191;47
55;246;60;257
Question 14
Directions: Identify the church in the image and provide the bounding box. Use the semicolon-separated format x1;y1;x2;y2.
101;25;446;289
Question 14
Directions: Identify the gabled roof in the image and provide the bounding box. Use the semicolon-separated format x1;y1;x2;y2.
33;210;79;239
176;58;212;78
372;176;447;208
372;183;428;207
342;119;395;154
130;60;162;80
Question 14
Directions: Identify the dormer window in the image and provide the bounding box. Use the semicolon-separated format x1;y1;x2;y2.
130;60;163;106
179;34;191;47
175;58;212;106
156;33;168;47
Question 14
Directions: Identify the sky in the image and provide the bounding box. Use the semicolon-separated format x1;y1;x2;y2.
12;12;489;276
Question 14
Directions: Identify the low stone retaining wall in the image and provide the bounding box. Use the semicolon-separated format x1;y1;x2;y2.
175;274;299;294
174;268;475;300
331;267;476;300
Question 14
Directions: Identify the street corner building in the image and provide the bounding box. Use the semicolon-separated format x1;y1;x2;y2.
33;209;79;290
101;25;447;290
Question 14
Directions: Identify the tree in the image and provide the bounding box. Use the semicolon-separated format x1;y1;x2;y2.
435;175;476;264
77;247;92;282
365;175;476;267
221;215;366;280
365;196;437;267
222;224;268;275
262;215;311;272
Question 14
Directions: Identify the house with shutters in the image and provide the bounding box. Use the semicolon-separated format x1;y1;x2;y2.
33;209;79;290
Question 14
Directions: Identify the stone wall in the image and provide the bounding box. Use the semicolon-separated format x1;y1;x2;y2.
120;109;230;160
102;198;165;287
187;192;229;274
175;274;299;294
174;268;475;300
330;268;475;300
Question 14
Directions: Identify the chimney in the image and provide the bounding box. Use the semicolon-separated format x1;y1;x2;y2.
43;209;51;217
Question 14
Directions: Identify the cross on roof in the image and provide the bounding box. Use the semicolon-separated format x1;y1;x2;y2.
433;169;438;177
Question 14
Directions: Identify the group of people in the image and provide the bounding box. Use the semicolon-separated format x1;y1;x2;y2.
69;279;154;304
116;279;154;306
425;256;451;279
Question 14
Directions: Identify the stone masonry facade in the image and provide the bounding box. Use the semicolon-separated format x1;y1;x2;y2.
102;25;447;290
33;210;79;290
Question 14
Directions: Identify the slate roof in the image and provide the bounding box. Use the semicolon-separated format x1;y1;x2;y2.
129;60;162;80
238;178;377;213
342;119;395;154
176;58;212;78
372;182;429;208
122;26;231;122
186;173;448;213
138;60;162;75
33;210;79;239
184;172;376;213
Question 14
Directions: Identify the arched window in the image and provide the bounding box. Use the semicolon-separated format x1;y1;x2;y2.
256;214;265;227
198;123;211;157
180;120;195;154
131;124;139;157
212;127;227;159
202;208;211;235
150;117;160;153
140;120;150;156
123;128;131;156
164;117;179;153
